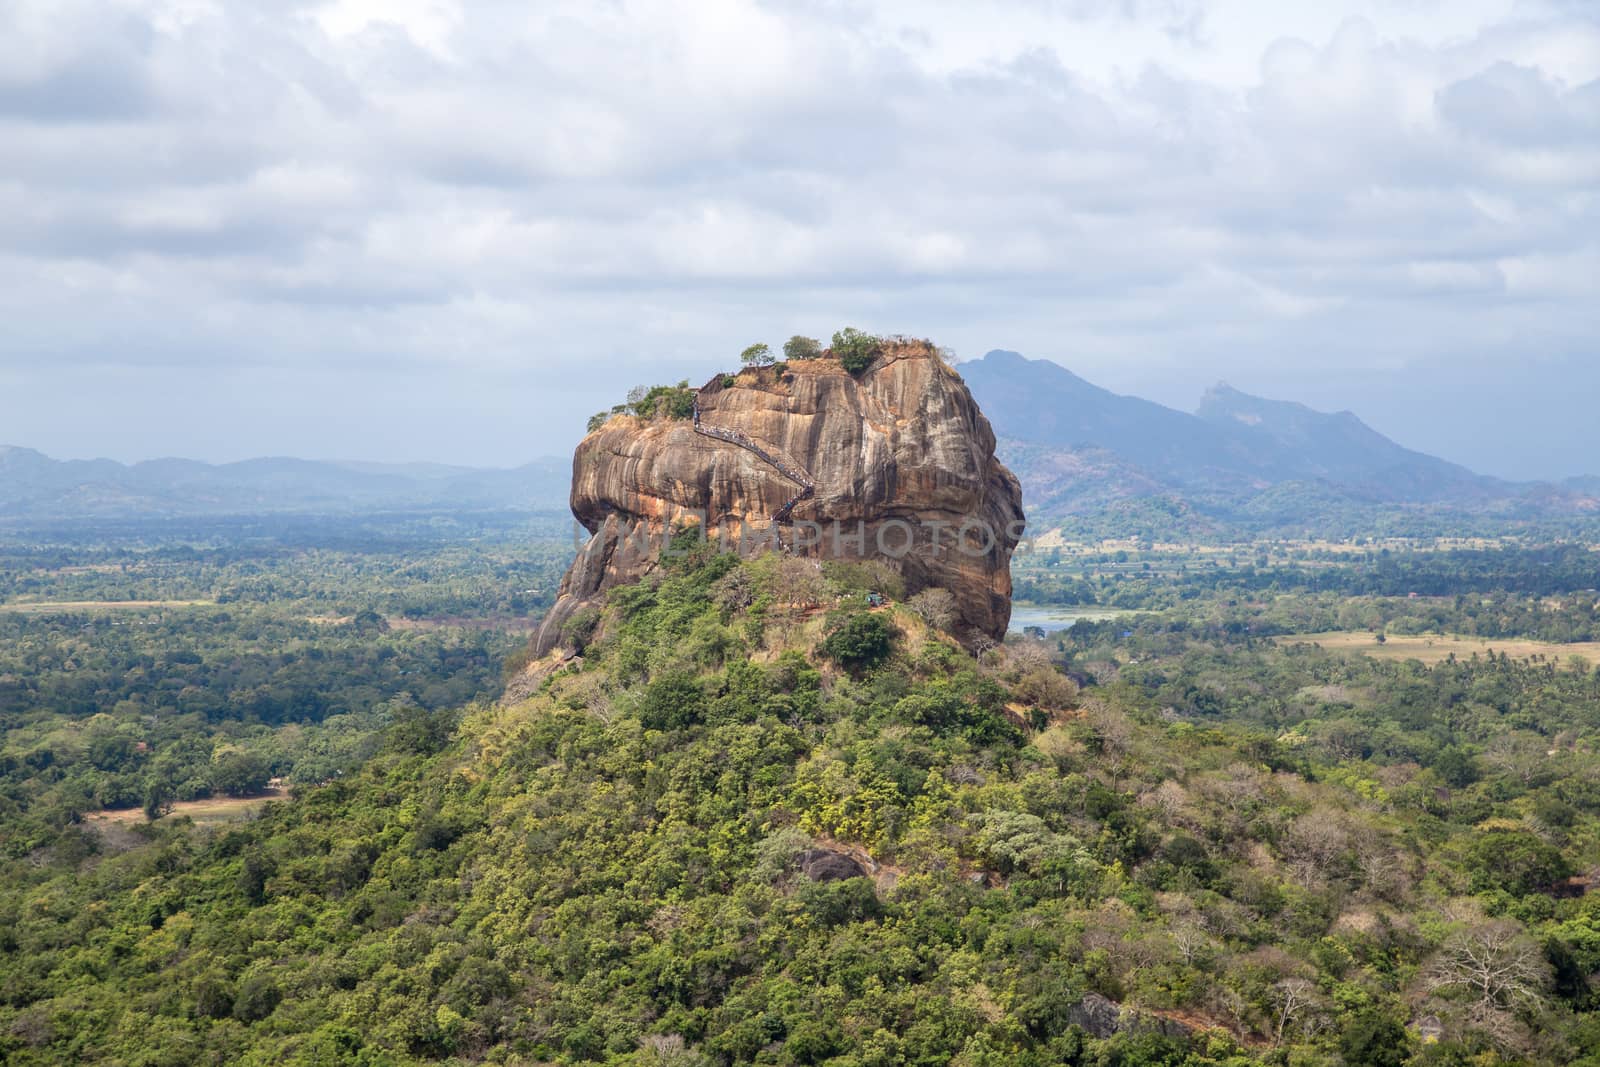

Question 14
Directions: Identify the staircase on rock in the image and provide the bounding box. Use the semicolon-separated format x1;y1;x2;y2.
693;395;816;526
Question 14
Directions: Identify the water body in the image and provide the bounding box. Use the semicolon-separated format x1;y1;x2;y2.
1007;604;1145;635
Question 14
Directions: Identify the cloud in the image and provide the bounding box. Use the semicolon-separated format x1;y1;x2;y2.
0;0;1596;477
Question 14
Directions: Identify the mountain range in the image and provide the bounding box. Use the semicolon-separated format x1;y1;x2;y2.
0;446;569;522
955;350;1597;538
2;349;1596;536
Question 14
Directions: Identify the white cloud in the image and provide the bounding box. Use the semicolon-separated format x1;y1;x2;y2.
0;0;1595;476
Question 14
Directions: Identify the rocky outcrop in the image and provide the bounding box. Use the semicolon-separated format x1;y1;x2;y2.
1067;994;1194;1040
796;849;869;882
532;341;1024;652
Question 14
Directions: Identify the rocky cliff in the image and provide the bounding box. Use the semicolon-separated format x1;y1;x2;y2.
532;341;1024;652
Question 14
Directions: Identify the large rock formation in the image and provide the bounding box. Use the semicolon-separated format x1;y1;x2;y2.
532;341;1024;652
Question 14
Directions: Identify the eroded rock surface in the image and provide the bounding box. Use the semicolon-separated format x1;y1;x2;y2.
532;342;1024;652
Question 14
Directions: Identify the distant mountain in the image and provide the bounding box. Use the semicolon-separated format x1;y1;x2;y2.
6;349;1596;538
1194;383;1502;503
956;351;1284;490
0;446;570;521
958;350;1592;537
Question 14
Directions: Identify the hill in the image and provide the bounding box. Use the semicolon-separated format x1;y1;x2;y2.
0;446;569;521
7;543;1600;1063
957;351;1597;539
1194;383;1497;502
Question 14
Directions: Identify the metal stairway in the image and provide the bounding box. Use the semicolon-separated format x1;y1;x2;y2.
693;395;815;527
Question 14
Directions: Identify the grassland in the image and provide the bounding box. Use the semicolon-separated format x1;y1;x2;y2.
0;599;215;613
85;786;289;828
1278;629;1600;666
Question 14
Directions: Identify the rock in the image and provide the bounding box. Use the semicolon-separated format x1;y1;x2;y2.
796;849;868;882
532;342;1024;654
1066;994;1193;1041
1067;994;1122;1039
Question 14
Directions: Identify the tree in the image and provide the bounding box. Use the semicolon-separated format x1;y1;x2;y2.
783;335;822;361
830;328;880;375
1433;745;1480;788
386;702;457;756
907;588;957;631
820;613;898;673
1338;1010;1411;1067
1466;829;1570;896
639;672;703;731
1426;920;1550;1024
740;343;775;367
237;847;274;905
209;749;270;797
142;778;174;822
1269;977;1325;1046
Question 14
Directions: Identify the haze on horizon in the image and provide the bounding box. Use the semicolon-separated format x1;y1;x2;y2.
1;0;1596;481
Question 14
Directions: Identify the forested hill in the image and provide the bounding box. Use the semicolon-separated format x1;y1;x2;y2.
7;542;1600;1063
0;446;569;520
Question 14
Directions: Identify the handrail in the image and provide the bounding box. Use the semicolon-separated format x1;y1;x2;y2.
693;393;815;533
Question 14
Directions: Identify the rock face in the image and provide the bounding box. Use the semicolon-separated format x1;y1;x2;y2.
796;849;868;882
532;341;1024;653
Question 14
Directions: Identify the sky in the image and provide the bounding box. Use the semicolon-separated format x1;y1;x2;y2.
1;0;1596;480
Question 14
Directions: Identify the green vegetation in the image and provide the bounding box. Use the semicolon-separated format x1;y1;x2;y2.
783;335;822;361
0;516;567;858
588;381;698;432
818;610;899;673
1015;478;1600;545
583;330;894;434
830;328;881;375
5;527;1600;1063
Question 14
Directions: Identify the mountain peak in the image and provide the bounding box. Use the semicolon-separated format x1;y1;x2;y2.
974;349;1029;365
959;351;1499;512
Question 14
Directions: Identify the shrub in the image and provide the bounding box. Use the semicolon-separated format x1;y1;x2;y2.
830;328;880;375
560;606;602;652
627;381;696;420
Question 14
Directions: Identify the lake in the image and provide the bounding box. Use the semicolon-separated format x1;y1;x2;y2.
1007;603;1145;635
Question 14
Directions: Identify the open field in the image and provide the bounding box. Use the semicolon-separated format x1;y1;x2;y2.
385;615;542;632
1278;630;1600;666
306;613;542;631
1;599;215;613
85;786;289;829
